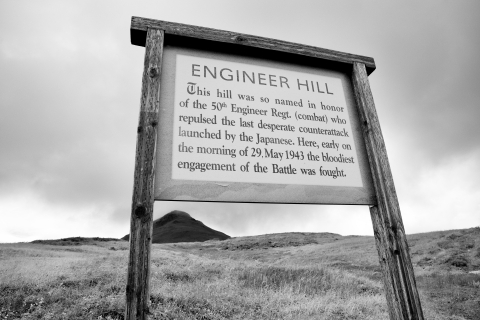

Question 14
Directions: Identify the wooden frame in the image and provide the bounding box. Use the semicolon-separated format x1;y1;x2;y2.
130;17;376;75
127;16;424;320
153;40;376;205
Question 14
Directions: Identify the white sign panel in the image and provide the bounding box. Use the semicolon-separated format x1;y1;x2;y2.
170;54;363;187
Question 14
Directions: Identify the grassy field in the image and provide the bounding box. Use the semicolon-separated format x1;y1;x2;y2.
1;228;479;319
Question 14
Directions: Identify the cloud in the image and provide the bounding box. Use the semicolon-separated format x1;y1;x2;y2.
0;1;479;242
0;191;126;243
367;2;480;163
398;150;480;233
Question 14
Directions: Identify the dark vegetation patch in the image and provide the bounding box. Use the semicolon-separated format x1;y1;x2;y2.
0;284;43;319
437;239;456;250
160;267;223;284
99;310;124;320
164;271;192;283
31;237;121;246
57;275;108;289
109;246;128;251
417;272;480;320
412;227;480;270
438;233;475;251
447;233;461;240
0;273;125;320
417;256;434;267
445;253;470;268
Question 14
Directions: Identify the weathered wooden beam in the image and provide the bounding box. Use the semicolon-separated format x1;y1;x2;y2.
125;28;164;320
130;16;376;74
352;62;424;320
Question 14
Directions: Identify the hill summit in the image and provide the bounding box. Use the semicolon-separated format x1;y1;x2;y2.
122;210;230;244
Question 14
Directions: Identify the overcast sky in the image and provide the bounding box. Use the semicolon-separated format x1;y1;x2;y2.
1;1;479;243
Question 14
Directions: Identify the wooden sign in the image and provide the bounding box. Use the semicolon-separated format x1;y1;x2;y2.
126;16;425;320
154;43;376;204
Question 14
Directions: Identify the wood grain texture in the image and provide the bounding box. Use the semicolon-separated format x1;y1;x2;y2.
352;62;424;320
125;28;164;320
131;16;376;74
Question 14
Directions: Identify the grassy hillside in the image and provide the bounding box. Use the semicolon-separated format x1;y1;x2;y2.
1;228;479;319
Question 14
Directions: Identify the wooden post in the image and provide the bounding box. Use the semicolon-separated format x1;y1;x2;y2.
352;62;424;320
125;28;164;320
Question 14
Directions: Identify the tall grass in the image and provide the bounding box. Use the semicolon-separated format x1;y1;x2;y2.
2;233;478;319
0;243;127;319
238;266;381;297
144;248;389;319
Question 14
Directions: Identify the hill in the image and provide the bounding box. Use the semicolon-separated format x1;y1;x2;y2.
122;210;230;243
1;227;479;319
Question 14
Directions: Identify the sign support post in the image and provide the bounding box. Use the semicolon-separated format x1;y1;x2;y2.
352;62;424;320
125;28;164;320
